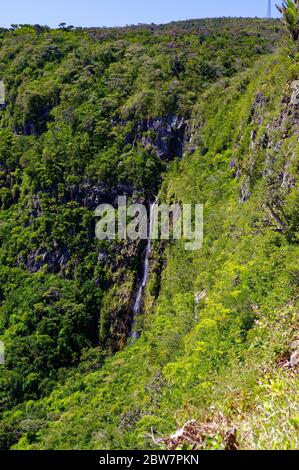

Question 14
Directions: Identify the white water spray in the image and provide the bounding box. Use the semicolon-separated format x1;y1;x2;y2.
131;199;157;338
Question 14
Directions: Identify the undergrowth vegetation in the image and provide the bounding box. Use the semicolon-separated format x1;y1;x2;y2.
0;19;298;450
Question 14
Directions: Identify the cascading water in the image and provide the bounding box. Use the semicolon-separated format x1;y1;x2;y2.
131;199;157;339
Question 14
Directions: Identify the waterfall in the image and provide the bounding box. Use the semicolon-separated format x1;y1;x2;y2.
131;199;157;339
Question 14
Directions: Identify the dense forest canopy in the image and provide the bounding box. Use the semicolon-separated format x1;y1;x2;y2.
0;17;298;450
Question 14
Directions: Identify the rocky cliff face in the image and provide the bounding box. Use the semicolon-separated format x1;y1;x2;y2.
125;115;189;160
19;114;189;275
239;81;298;214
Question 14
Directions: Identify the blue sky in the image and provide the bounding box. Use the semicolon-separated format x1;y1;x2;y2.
1;0;280;28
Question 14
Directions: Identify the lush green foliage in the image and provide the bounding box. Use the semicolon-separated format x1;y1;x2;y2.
0;19;298;450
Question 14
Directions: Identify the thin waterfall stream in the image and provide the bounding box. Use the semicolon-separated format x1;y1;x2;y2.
131;199;158;339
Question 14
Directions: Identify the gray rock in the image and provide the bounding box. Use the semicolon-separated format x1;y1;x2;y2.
194;289;207;322
290;80;299;106
251;92;269;124
239;176;251;203
290;350;299;368
98;250;108;263
20;246;70;273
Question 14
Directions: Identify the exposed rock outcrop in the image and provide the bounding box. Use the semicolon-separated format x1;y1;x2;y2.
239;82;298;206
125;115;189;160
17;246;70;274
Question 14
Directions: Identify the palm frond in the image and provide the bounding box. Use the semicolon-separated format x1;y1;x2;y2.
276;0;299;42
